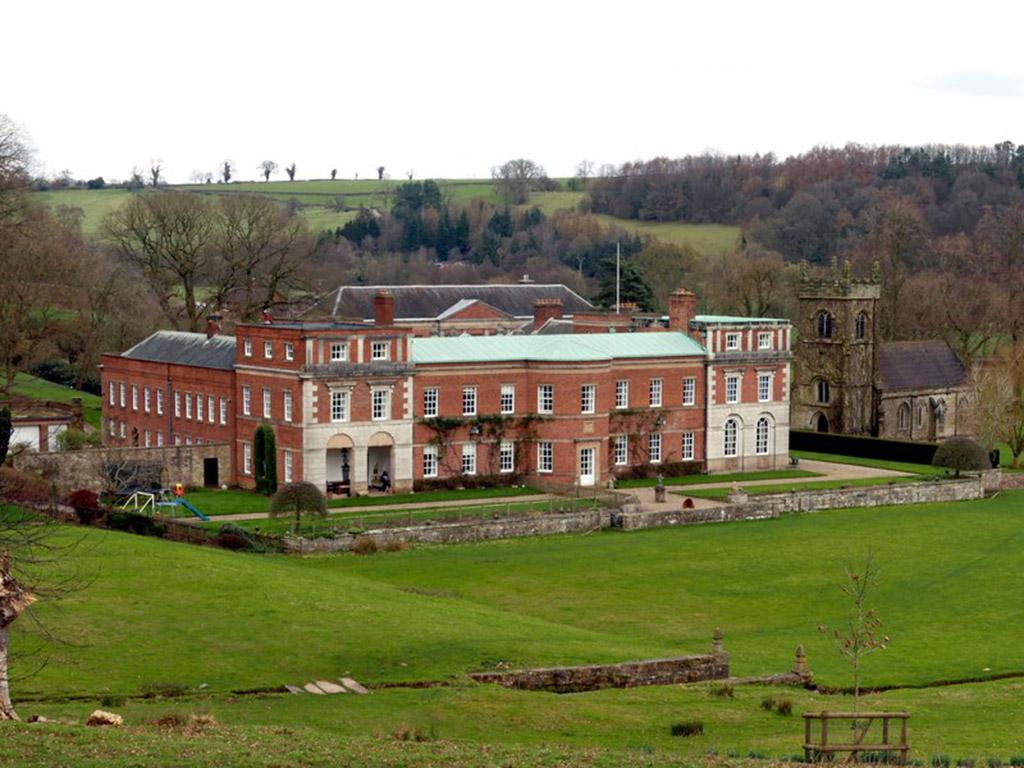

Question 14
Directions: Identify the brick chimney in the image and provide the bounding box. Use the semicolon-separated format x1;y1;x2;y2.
533;298;563;331
668;288;697;333
374;289;395;327
205;315;222;339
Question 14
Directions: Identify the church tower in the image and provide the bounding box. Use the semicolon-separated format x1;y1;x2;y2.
793;264;880;435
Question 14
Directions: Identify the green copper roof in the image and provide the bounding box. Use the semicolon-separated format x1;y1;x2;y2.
411;332;705;364
693;314;788;325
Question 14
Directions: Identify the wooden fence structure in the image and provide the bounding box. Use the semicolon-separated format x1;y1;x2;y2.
803;711;910;763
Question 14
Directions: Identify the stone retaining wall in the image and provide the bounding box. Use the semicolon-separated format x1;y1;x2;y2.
1000;471;1024;490
13;443;232;493
616;477;986;530
470;652;729;693
284;508;606;553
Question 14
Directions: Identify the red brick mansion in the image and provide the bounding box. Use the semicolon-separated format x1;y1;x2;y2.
100;288;792;492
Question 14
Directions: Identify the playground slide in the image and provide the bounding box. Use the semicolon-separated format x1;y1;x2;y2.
176;498;211;522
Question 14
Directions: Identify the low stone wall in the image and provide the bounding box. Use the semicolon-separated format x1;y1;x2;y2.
470;652;729;693
1000;471;1024;490
13;443;232;493
616;477;986;530
284;508;607;554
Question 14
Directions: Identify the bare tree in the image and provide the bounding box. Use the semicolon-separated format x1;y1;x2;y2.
221;160;232;184
575;159;594;180
149;160;162;187
260;160;278;182
406;170;414;180
492;158;545;205
103;191;217;331
126;166;145;190
0;114;31;250
285;163;296;181
377;166;385;181
330;168;337;180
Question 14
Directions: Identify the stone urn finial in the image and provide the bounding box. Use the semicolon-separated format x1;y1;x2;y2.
712;627;724;654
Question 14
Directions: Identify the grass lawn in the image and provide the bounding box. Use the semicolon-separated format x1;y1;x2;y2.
616;469;821;489
211;496;602;537
10;372;102;430
679;475;925;500
790;450;949;476
592;215;741;256
183;485;540;517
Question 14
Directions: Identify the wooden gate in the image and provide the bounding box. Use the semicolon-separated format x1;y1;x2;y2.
803;711;910;763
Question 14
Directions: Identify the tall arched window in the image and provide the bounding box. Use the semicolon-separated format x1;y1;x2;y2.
724;418;739;457
816;379;831;404
817;311;833;339
897;403;910;432
856;311;869;340
755;416;771;455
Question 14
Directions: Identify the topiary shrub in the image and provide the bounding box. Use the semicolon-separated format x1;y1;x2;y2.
215;522;266;552
68;488;101;525
932;437;990;478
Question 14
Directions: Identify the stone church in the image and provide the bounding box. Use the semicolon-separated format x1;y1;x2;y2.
792;269;970;441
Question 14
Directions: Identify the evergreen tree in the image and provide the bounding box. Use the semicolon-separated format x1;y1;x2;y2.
0;407;10;465
263;426;278;494
488;208;514;237
435;209;452;260
253;426;267;494
455;210;471;253
594;258;655;311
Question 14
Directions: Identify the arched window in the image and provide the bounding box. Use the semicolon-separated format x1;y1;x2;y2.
856;311;869;340
816;379;831;404
755;416;771;455
817;311;833;339
723;418;739;458
897;403;910;432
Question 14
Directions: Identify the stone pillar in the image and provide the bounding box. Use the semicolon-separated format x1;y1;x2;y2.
792;644;813;684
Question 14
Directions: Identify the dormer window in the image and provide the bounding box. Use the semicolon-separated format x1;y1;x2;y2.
725;332;740;351
371;341;390;361
330;342;348;362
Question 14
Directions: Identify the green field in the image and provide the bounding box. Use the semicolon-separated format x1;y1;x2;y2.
680;475;924;500
593;214;741;256
10;372;102;429
6;490;1024;762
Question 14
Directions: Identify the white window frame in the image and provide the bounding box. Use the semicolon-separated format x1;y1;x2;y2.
284;450;294;483
262;387;271;419
108;419;115;437
207;395;215;424
682;431;694;461
283;391;293;423
196;393;204;422
614;434;628;466
243;338;253;357
499;440;514;473
580;384;596;415
156;431;164;447
119;383;126;408
423;444;438;478
242;385;251;416
461;442;477;475
131;385;138;411
156;388;164;416
174;434;181;446
143;387;151;413
726;374;740;405
758;332;773;350
682;377;696;406
462;385;477;416
371;340;390;361
724;418;738;458
143;429;151;448
243;443;252;474
538;384;554;414
331;390;349;423
119;421;126;438
185;392;193;419
537;441;553;473
108;382;115;406
615;379;629;409
219;397;228;425
330;342;348;362
500;384;515;415
649;433;662;463
726;332;740;351
174;391;181;418
758;373;772;403
372;387;390;421
264;340;273;359
423;387;438;418
756;417;771;456
649;378;662;408
284;342;294;361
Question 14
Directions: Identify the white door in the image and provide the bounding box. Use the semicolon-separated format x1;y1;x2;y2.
579;447;596;487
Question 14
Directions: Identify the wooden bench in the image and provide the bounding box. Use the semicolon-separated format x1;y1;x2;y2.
803;711;909;763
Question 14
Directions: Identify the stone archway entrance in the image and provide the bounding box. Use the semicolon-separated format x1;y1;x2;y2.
367;431;394;492
326;433;354;495
814;412;829;433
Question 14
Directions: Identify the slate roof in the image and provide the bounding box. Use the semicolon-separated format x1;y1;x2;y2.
120;331;237;371
319;284;594;321
877;340;967;392
412;332;705;364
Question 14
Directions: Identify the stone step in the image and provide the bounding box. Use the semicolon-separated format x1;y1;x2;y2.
303;683;326;695
340;677;369;694
314;679;347;694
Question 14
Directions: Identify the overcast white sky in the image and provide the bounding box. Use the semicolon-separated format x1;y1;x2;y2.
4;0;1023;182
